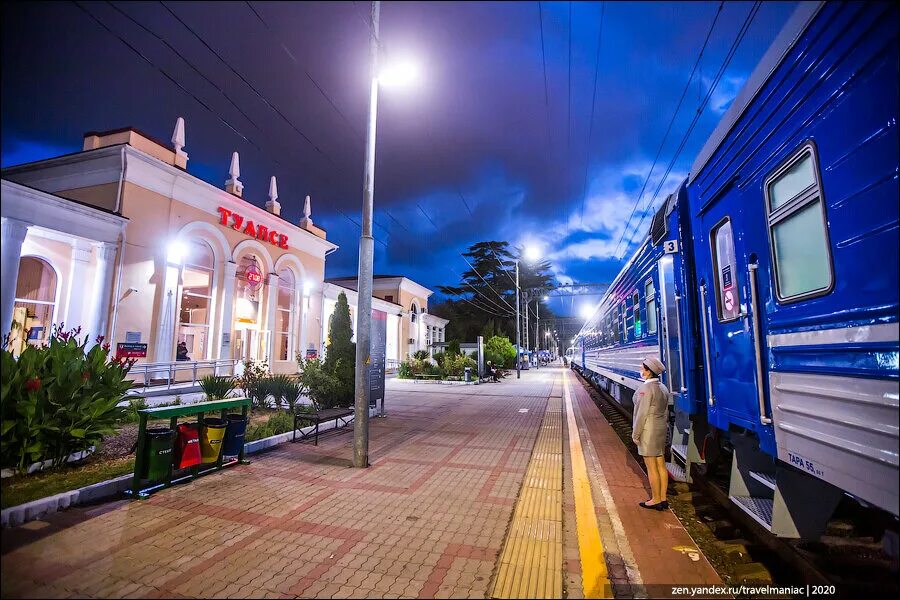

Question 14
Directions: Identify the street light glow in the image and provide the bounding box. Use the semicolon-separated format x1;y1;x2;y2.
579;303;596;321
167;240;187;264
524;245;541;262
378;59;421;89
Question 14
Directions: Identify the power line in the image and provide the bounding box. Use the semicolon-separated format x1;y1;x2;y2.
579;1;605;227
611;1;725;259
159;1;341;171
244;1;363;144
72;1;265;154
620;0;761;255
105;1;264;133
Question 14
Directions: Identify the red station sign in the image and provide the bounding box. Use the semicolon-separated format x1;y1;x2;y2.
218;206;289;249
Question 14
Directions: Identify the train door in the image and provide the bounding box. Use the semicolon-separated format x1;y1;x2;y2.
698;205;769;429
657;255;683;395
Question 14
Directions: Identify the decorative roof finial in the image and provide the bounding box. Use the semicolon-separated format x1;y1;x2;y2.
300;194;313;227
266;176;281;216
225;151;243;196
171;117;188;167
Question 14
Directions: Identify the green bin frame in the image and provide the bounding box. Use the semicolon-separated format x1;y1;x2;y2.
128;397;252;499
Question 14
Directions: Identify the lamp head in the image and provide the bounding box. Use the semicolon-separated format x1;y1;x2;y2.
379;59;421;89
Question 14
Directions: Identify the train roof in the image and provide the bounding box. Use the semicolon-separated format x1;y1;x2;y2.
689;1;824;184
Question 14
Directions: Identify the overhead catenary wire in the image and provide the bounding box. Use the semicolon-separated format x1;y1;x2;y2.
620;0;761;256
158;1;342;172
611;0;726;259
72;1;266;155
244;1;364;144
579;1;605;227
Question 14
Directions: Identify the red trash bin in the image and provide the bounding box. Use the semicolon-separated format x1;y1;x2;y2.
174;422;201;469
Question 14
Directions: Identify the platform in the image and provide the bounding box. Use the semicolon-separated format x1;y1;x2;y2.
1;367;720;599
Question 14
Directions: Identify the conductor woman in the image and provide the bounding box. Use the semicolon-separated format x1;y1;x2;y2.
632;356;670;510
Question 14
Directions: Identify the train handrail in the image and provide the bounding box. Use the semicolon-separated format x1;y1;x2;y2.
699;284;715;407
747;263;772;425
673;294;688;393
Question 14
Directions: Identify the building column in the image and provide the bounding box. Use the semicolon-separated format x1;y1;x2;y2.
64;240;93;332
218;261;237;360
299;287;310;360
0;218;30;340
153;254;181;368
86;242;117;344
265;272;279;364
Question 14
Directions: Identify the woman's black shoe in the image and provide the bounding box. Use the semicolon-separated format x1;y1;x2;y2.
652;501;669;511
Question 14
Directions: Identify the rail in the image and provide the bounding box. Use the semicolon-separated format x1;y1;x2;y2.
127;358;240;392
386;358;400;373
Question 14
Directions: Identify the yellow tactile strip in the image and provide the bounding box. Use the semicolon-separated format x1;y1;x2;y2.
490;397;563;599
563;370;612;598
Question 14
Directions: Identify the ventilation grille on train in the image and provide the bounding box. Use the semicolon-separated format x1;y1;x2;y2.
650;194;671;246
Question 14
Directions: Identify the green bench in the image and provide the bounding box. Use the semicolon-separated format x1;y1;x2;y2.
413;374;440;381
129;397;252;499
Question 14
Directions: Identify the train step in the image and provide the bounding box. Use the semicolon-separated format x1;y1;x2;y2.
749;470;776;491
730;495;774;532
671;443;688;462
667;461;688;482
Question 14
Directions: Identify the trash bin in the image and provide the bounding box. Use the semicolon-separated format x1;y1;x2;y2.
174;422;201;470
221;413;248;457
200;417;228;464
140;427;175;481
464;367;472;382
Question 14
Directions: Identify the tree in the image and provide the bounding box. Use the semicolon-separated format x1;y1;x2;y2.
433;240;557;341
484;335;517;369
324;292;355;407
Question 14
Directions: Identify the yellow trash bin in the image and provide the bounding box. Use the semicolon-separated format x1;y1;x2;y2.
200;417;228;464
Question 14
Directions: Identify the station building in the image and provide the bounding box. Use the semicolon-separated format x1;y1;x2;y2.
0;118;447;377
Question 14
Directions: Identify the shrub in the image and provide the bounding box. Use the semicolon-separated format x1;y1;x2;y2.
398;360;413;379
413;350;429;361
442;353;477;378
432;351;446;367
122;396;149;424
0;327;133;471
469;351;478;360
238;360;270;409
268;374;304;412
485;335;517;368
298;358;344;409
323;292;355;407
245;410;295;442
200;375;236;401
447;340;461;357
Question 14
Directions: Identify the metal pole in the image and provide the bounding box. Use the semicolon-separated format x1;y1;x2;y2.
515;259;521;379
535;300;539;369
353;0;380;469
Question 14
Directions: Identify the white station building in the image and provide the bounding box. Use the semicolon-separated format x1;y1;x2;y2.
0;118;448;382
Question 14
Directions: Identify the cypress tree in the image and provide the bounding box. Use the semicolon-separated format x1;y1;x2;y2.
324;292;356;407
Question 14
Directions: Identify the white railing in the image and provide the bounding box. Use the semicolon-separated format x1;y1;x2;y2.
127;358;240;392
386;358;401;373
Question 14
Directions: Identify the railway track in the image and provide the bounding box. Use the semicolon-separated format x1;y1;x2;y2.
571;368;900;596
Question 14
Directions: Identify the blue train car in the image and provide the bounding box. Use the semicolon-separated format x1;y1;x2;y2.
574;181;705;412
687;1;898;535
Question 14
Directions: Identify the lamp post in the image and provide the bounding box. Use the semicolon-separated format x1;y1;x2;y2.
353;0;420;468
515;258;521;379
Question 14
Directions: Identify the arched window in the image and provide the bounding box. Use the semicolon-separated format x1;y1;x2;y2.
13;257;57;348
410;302;418;323
177;240;214;361
276;268;296;361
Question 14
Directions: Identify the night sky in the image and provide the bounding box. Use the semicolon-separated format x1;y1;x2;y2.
1;1;796;316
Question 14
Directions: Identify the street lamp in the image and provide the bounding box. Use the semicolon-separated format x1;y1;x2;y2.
354;0;420;469
515;245;541;378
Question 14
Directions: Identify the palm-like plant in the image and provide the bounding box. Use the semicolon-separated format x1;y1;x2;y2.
199;375;236;401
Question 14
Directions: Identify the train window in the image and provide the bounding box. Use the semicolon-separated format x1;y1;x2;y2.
711;218;742;321
622;300;629;341
632;291;642;337
645;279;657;334
764;144;833;301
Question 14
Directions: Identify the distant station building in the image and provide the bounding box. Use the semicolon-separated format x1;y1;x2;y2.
324;275;448;362
0;117;448;378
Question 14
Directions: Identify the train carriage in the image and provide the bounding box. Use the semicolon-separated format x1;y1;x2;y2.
575;0;898;541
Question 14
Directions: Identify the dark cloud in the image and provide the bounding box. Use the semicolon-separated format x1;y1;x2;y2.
1;1;796;314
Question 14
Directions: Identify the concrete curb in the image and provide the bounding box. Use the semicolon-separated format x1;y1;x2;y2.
402;379;479;385
1;408;373;528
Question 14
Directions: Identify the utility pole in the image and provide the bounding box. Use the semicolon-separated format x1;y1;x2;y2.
515;259;521;379
534;298;539;370
353;0;380;469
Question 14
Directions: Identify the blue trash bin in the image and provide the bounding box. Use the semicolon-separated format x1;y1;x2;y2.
221;413;248;457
